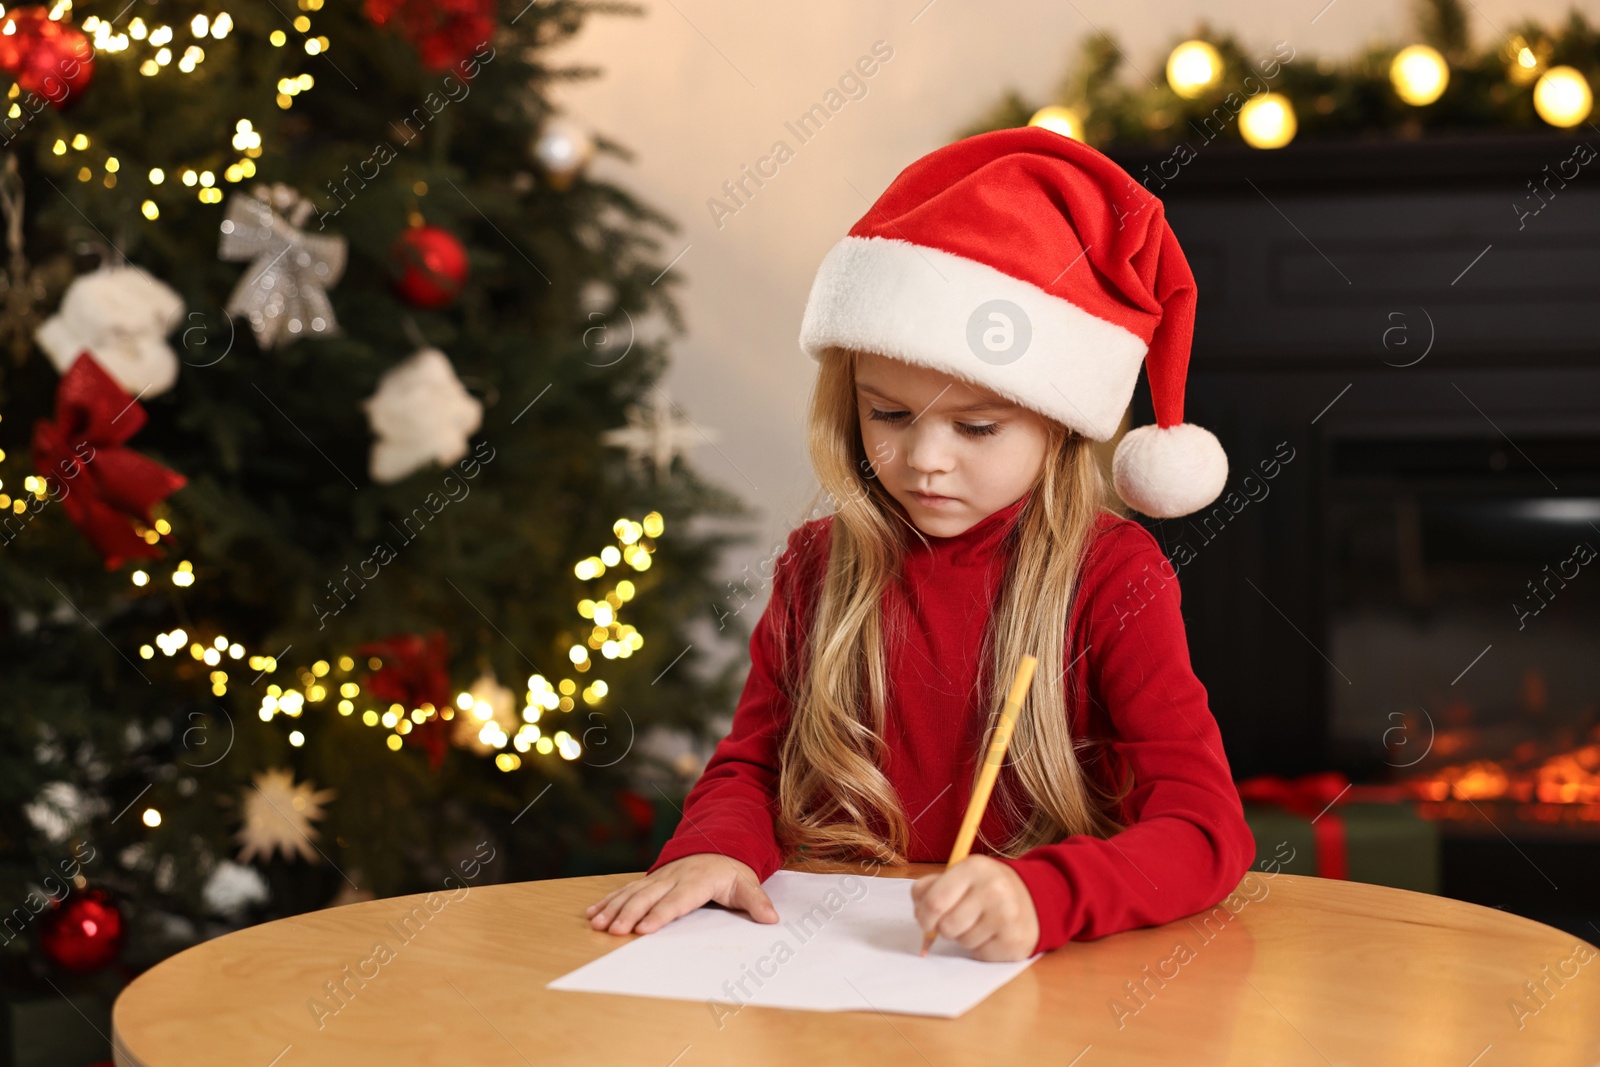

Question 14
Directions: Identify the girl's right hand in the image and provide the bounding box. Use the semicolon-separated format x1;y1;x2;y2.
585;853;780;935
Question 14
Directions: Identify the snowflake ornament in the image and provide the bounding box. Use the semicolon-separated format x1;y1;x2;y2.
451;671;519;755
236;768;336;865
600;386;713;483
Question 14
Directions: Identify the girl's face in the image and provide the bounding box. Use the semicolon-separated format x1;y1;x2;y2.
853;350;1051;538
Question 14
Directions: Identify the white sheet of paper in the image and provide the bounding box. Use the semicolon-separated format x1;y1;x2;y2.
549;869;1041;1018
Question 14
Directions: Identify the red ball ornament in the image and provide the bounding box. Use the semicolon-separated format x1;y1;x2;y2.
388;224;469;309
38;889;124;972
0;7;95;107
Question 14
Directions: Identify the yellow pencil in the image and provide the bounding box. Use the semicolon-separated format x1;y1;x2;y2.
919;653;1039;957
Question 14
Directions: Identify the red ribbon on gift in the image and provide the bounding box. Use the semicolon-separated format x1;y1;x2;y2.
1235;771;1354;880
30;351;187;572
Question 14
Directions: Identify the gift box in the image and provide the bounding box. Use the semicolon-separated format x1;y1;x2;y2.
1;990;115;1067
1236;772;1440;895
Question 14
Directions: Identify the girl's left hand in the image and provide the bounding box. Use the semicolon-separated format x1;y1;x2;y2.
911;855;1040;962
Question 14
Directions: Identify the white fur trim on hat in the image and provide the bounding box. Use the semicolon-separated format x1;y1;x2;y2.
799;235;1147;440
1112;422;1229;519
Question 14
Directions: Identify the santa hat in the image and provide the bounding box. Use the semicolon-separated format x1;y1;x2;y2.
797;125;1228;519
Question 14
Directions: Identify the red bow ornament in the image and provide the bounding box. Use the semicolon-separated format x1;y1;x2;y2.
30;351;186;571
356;630;454;770
1235;771;1355;880
363;0;494;72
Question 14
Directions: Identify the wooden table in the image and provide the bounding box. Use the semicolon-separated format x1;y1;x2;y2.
112;859;1600;1066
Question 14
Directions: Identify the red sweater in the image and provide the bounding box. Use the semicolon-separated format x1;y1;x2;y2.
648;487;1256;955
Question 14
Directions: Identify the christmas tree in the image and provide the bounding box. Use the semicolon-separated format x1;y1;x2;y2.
0;0;750;1028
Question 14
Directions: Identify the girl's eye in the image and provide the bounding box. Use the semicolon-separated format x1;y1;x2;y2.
867;408;1000;437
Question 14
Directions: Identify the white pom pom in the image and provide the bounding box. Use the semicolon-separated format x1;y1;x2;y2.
1112;422;1229;519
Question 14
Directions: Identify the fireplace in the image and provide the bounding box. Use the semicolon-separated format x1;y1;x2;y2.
1324;427;1600;826
1108;132;1600;939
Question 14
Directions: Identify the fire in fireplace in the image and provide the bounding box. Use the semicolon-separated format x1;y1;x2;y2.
1325;433;1600;835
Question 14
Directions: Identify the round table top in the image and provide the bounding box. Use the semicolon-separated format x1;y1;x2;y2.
112;859;1600;1066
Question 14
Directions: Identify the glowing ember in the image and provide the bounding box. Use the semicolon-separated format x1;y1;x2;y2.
1405;732;1600;825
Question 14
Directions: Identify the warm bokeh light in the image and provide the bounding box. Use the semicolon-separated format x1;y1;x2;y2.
1238;92;1297;148
1533;65;1593;127
1390;44;1449;106
1028;104;1084;141
1166;40;1222;99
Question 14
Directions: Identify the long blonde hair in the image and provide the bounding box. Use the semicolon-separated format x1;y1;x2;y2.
770;345;1135;865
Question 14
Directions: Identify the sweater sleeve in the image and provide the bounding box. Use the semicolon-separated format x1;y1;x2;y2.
993;520;1257;954
645;522;820;881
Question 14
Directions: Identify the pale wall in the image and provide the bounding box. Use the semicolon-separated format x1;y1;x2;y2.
545;0;1593;653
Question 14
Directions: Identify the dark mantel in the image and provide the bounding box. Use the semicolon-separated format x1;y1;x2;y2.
1107;130;1600;194
1106;130;1600;370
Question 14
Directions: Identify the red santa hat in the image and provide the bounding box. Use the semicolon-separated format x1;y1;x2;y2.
798;125;1228;519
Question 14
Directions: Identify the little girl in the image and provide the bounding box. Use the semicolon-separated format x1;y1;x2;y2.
587;126;1253;961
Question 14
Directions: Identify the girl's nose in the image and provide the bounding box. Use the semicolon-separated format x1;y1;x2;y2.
904;424;955;475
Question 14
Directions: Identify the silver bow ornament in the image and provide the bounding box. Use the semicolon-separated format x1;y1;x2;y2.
218;183;346;350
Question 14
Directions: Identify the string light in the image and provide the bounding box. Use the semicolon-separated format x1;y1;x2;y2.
1239;92;1297;148
1166;40;1223;99
1505;35;1547;86
154;629;187;656
1391;44;1449;106
1028;105;1084;141
144;513;665;769
48;7;290;214
231;119;259;151
1533;65;1593;127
